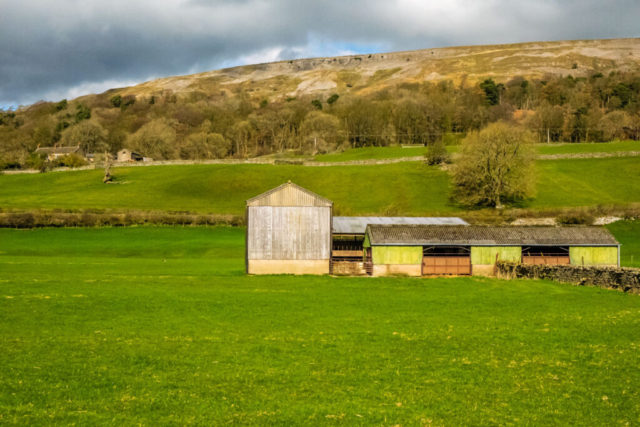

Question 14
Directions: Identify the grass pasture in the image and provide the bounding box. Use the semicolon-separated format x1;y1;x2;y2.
2;156;640;214
313;140;640;162
1;226;640;425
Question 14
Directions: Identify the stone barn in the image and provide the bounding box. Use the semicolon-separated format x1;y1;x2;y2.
117;149;145;162
246;182;333;275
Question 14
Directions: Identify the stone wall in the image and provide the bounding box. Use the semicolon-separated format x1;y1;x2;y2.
331;261;366;276
496;261;640;294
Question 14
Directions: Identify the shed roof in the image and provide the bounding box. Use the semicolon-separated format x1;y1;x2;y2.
34;146;80;155
366;225;619;246
333;216;468;234
246;182;333;207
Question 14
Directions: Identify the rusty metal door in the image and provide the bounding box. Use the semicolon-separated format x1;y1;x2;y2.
422;256;471;275
522;256;570;265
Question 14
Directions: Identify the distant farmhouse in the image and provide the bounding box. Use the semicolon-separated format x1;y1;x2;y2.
34;144;82;161
117;149;148;162
246;183;620;276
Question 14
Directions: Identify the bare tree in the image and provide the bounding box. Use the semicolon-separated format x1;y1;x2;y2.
451;123;536;208
103;151;113;183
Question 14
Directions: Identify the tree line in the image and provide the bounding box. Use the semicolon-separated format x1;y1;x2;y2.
1;69;639;169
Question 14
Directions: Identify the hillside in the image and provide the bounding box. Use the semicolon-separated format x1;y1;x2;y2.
111;38;640;101
2;37;640;170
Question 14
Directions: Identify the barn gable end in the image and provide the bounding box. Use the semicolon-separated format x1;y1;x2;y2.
246;182;333;275
246;182;333;207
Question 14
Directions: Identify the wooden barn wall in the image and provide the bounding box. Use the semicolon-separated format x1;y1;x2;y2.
247;206;331;260
247;186;331;207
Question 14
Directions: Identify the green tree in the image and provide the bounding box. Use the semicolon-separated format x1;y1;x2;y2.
75;104;91;123
327;94;340;106
424;139;449;165
33;125;53;146
181;132;230;159
451;123;536;208
110;95;122;108
54;99;68;111
311;99;323;110
126;119;177;159
60;120;108;153
480;79;500;106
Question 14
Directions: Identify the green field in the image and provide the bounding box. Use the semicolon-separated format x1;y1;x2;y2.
1;225;640;426
2;156;640;214
537;140;640;155
315;146;428;162
314;140;640;162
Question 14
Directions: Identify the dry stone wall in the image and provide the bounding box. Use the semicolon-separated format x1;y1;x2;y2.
331;261;366;276
496;261;640;294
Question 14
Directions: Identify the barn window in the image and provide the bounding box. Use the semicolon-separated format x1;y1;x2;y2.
332;236;364;259
522;246;570;265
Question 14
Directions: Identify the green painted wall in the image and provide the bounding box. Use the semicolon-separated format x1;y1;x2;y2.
471;246;522;265
373;246;422;265
363;234;371;248
570;247;618;266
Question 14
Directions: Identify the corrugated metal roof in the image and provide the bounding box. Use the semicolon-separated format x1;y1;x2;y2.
333;216;468;234
366;225;619;246
246;182;333;207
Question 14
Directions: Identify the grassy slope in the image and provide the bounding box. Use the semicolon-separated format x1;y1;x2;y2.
315;146;427;161
535;157;640;209
1;225;640;426
2;157;640;214
607;220;640;268
0;163;451;214
537;140;640;155
314;140;640;162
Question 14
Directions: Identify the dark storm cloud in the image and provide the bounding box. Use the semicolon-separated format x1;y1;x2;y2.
1;0;638;106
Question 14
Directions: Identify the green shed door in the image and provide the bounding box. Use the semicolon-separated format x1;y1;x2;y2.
372;246;422;265
570;247;618;266
471;247;522;265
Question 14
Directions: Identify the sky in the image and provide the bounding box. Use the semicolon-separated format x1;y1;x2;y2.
1;0;639;108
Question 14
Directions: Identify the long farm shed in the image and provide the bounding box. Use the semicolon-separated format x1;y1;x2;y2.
364;225;620;276
245;183;620;276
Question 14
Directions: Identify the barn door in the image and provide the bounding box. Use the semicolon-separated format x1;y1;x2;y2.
422;246;471;276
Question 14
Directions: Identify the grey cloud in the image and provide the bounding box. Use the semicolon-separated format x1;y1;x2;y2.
1;0;638;106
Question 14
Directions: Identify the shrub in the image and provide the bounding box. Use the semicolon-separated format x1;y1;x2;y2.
54;153;87;168
24;153;48;172
557;212;594;225
110;95;122;108
54;99;68;111
75;104;92;123
424;139;449;165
